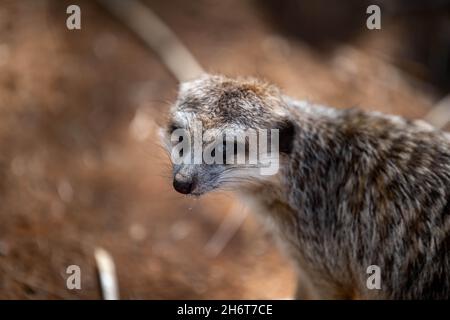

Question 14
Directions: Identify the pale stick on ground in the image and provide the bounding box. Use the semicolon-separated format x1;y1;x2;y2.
204;202;249;257
94;247;120;300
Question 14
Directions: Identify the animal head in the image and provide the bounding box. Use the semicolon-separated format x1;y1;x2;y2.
161;74;295;195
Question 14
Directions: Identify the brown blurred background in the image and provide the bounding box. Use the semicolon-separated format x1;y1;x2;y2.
0;0;448;299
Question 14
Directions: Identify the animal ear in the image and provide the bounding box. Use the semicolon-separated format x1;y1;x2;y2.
275;119;295;154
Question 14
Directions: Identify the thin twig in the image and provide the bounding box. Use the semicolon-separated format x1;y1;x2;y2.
423;94;450;130
98;0;204;82
204;202;249;257
94;247;120;300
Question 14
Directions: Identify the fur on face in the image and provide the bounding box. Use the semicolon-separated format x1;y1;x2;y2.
161;74;295;195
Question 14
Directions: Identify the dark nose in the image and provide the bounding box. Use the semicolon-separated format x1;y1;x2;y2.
173;174;194;194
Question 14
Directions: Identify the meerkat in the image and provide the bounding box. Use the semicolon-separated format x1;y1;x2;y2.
161;74;450;299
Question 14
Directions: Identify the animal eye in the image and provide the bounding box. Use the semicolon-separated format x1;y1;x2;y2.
168;121;183;134
168;124;177;134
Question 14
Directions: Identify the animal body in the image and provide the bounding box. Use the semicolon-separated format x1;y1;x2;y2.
162;74;450;299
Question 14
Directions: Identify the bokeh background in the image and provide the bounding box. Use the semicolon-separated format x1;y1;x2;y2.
0;0;449;299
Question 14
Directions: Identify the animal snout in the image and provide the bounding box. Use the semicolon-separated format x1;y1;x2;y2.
173;173;195;194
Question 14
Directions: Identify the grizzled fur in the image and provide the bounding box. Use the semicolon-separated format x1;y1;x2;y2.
163;74;450;299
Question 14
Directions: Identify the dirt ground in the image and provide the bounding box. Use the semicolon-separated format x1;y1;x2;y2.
0;0;441;299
